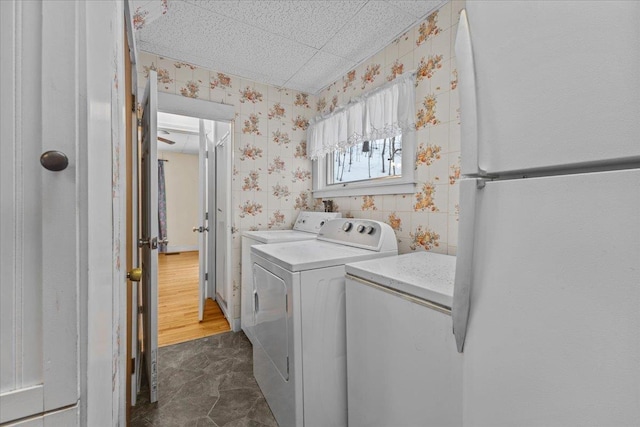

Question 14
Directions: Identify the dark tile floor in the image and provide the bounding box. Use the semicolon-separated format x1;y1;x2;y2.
131;332;277;427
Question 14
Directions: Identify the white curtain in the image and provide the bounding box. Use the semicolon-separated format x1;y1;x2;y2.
308;72;416;160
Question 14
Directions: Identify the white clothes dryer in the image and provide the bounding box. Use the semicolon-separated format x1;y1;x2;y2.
241;211;340;345
250;218;398;427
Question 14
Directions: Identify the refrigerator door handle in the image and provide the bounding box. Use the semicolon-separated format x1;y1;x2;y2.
452;178;484;352
455;9;482;176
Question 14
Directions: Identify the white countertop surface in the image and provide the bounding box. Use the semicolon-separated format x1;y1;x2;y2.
345;251;456;308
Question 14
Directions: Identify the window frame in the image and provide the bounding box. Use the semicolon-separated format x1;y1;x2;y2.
312;130;416;198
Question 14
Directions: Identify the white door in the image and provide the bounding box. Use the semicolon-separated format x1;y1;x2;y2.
140;70;159;403
214;123;234;325
207;125;217;302
197;119;207;321
215;131;228;309
0;0;79;423
459;170;640;426
456;3;640;175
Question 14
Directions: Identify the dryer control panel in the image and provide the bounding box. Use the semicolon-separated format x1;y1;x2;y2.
317;218;397;252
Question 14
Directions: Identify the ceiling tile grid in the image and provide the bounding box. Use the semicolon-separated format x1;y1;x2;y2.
137;1;317;83
186;0;368;49
320;1;416;60
131;0;447;94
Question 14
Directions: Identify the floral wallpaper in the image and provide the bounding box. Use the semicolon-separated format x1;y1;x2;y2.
137;51;317;321
135;0;464;324
315;1;464;256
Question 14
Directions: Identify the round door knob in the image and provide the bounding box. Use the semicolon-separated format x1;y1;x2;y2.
40;150;69;171
127;268;142;282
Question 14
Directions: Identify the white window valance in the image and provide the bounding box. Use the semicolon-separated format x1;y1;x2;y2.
307;72;416;160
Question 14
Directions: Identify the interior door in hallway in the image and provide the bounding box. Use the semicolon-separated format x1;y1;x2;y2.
214;123;233;324
140;70;159;403
197;119;208;321
207;121;217;306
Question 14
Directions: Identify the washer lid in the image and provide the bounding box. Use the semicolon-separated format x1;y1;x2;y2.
242;229;316;244
240;211;341;243
345;252;456;308
251;240;397;272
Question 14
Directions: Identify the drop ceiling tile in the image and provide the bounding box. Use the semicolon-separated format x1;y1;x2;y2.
285;51;357;95
186;0;368;49
137;1;317;85
385;0;447;18
131;0;449;94
322;1;416;63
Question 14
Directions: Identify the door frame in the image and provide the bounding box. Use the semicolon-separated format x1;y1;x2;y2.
84;0;127;425
154;93;235;326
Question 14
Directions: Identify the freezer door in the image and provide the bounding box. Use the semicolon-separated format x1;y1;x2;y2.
459;2;640;174
461;169;640;426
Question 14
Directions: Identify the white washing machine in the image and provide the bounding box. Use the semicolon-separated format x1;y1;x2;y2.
345;252;462;427
241;211;340;345
250;218;398;427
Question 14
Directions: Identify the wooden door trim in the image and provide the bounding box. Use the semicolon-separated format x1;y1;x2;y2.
124;22;134;424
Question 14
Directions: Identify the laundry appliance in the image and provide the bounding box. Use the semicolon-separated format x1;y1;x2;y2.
250;218;398;427
241;211;340;344
454;3;640;425
345;252;461;427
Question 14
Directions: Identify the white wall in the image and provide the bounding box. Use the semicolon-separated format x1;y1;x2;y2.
159;150;199;251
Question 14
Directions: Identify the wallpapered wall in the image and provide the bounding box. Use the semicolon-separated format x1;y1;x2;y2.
315;0;465;256
136;0;464;322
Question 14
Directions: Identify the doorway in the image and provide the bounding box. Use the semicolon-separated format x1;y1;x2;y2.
132;83;236;408
155;111;230;347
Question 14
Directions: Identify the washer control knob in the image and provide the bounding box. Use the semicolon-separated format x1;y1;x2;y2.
357;224;366;233
320;221;325;227
365;226;375;235
342;222;353;232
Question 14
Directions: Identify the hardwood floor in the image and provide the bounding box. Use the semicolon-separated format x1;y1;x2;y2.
158;251;230;347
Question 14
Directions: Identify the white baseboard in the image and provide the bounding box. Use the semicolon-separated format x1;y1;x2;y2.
165;245;197;253
230;317;241;332
216;293;240;331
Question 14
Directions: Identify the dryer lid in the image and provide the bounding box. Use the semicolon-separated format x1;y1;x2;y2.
242;229;317;244
251;240;397;272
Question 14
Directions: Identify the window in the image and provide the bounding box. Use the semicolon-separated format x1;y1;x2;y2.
332;136;403;183
309;73;416;198
312;132;415;197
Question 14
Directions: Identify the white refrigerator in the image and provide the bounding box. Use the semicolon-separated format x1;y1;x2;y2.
452;2;640;426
